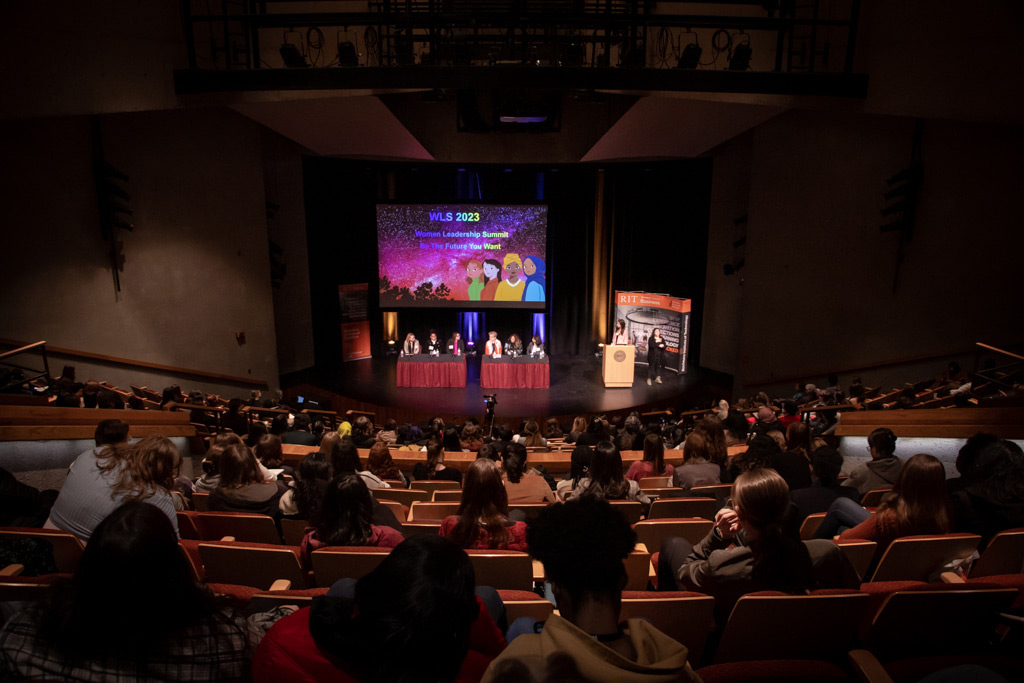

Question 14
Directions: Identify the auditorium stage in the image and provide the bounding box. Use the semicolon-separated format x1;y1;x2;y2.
282;355;732;421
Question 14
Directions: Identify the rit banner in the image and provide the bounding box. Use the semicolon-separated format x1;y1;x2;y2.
613;291;691;374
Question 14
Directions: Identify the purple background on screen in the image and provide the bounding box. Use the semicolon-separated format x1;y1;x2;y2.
377;204;547;302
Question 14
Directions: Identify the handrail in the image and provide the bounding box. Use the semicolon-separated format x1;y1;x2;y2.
0;340;51;394
976;342;1024;362
0;341;47;362
0;338;266;389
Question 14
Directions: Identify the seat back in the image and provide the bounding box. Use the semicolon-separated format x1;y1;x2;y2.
799;512;827;540
401;522;442;538
835;540;878;581
507;503;550;523
689;483;733;500
310;546;391;585
0;526;84;574
624;545;654;591
374;489;430;507
280;518;310;546
860;488;891;507
192;512;282;544
648;497;719;521
620;592;714;665
408;501;461;522
432;489;463;502
870;534;982;582
970;527;1024;578
191;491;210;511
633;519;713;555
465;550;533;590
176;511;201;540
409;480;462;494
866;587;1018;662
498;589;554;624
198;542;307;590
715;592;870;664
638;476;672;488
608;500;644;525
376;499;407;523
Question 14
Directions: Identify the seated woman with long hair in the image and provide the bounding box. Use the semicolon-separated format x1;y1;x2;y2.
208;443;287;517
659;469;825;625
300;474;404;569
2;501;290;680
566;441;651;508
412;440;463;483
513;420;546;448
626;433;675;482
280;452;331;519
502;442;555;504
366;441;408;488
47;435;181;542
816;453;952;551
441;458;527;550
320;432;389;490
253;535;506;682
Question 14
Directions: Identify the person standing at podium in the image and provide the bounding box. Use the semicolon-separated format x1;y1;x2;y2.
484;331;502;356
648;327;667;385
612;319;630;345
402;333;420;356
447;331;466;356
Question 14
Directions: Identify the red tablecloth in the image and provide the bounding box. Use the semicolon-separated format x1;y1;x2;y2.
480;357;550;389
397;356;467;388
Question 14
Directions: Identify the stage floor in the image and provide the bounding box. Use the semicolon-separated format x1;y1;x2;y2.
283;354;732;420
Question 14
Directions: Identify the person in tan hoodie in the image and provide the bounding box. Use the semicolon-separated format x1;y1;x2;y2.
483;497;700;683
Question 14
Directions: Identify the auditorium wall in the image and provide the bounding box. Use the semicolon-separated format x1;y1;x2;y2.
0;108;282;398
701;108;1024;395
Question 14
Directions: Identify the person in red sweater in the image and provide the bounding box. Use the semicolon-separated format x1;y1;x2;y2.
299;474;404;570
253;535;506;682
441;458;528;551
837;453;952;554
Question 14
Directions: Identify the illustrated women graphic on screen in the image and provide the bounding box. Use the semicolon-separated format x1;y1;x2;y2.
494;253;525;301
465;259;485;301
522;256;546;302
481;259;502;301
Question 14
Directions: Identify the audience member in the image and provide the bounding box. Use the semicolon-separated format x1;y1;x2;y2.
949;439;1024;543
785;446;860;538
460;422;485;451
300;474;404;568
672;431;721;489
282;412;318;446
412;440;463;483
321;432;389;490
842;427;902;496
253;535;505;682
544;417;563;440
221;398;249;436
513;420;546;448
443;425;468;451
208;443;286;517
947;432;1001;494
441;458;527;550
502;442;555;504
565;416;587;444
615;414;642;451
279;452;330;520
626;433;675;483
0;466;57;528
254;433;294;479
817;453;952;551
485;497;700;682
47;433;180;542
0;501;290;680
366;441;408;487
375;418;397;445
660;469;854;625
566;441;650;508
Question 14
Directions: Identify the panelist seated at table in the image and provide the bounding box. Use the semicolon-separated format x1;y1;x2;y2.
526;336;545;358
484;331;503;357
425;331;444;356
447;332;466;356
401;333;420;356
506;334;524;357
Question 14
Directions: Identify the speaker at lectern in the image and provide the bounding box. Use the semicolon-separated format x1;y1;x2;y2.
602;344;634;388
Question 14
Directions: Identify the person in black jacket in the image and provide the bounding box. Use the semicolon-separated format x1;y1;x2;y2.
647;328;667;385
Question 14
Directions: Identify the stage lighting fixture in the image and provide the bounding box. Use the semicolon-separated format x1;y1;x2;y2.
280;43;309;68
728;43;752;71
676;43;702;69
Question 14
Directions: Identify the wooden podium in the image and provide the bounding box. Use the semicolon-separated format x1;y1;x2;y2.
602;344;635;388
